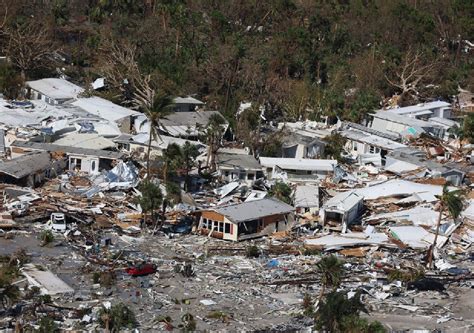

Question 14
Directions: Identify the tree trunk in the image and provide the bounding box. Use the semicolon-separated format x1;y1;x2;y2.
428;206;443;268
146;129;153;178
318;284;326;302
205;144;212;168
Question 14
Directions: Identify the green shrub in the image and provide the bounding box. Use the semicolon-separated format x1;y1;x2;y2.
39;230;54;246
246;245;260;258
98;303;137;330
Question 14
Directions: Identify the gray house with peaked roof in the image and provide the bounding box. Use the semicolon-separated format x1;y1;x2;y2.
197;197;295;241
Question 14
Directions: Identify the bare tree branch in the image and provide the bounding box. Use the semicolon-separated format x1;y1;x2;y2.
385;49;437;98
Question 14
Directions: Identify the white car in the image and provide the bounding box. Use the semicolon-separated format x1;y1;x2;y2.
48;213;67;232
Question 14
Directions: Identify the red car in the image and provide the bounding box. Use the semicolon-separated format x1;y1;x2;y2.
125;263;157;277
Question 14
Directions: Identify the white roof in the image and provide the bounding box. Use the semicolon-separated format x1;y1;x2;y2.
385;101;451;115
372;111;435;128
259;157;337;171
365;205;440;227
54;133;115;149
21;264;74;295
354;179;443;200
0;99;72;127
384;160;420;174
27;78;83;100
72;97;139;122
323;190;363;211
389;226;447;249
304;232;389;249
462;199;474;220
429;117;458;128
341;130;406;150
294;185;319;208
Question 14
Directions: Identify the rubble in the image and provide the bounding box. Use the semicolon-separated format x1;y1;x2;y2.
0;78;473;331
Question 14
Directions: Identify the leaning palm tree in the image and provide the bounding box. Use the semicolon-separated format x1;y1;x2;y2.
428;186;464;268
133;76;174;177
316;255;344;301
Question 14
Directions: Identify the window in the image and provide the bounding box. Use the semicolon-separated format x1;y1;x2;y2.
247;173;254;180
369;146;380;154
224;223;231;234
239;172;246;180
218;222;224;233
70;157;82;170
353;142;358;151
201;218;208;229
91;161;97;172
117;143;130;151
224;171;229;177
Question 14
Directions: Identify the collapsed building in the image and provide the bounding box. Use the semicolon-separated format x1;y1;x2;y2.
0;76;472;332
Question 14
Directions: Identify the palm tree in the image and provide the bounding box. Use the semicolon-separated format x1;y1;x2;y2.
269;182;292;204
162;143;182;185
204;113;226;171
140;93;174;178
182;141;200;190
428;186;464;268
316;255;344;301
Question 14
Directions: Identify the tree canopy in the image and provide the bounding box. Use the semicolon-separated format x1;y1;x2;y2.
0;1;472;123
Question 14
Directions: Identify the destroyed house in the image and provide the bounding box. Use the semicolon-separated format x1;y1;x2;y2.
281;132;326;159
0;151;60;187
157;111;228;138
259;157;337;182
294;184;319;214
197;197;295;241
319;190;364;230
340;122;406;166
385;148;465;186
11;141;124;175
216;152;263;184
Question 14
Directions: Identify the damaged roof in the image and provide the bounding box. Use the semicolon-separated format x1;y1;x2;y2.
343;122;400;141
217;152;262;170
161;111;226;127
211;197;294;223
354;179;443;200
294;185;319;208
340;129;406;151
259;157;337;171
12;141;124;159
323;190;363;211
0;151;51;179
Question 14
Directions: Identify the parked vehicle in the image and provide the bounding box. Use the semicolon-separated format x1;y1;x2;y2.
48;213;67;232
5;201;28;216
125;262;157;277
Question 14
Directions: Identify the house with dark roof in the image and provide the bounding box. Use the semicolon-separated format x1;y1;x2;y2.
196;197;295;241
216;152;263;184
0;151;64;187
11;141;124;175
